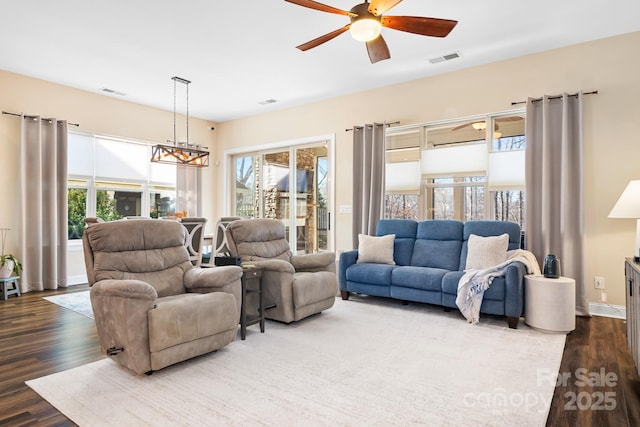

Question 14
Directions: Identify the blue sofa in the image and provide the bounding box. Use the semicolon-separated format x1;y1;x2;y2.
339;219;526;328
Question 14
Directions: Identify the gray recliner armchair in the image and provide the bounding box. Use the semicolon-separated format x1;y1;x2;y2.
82;219;243;374
225;218;338;323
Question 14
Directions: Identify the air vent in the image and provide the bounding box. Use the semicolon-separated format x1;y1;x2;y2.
428;52;461;64
258;99;278;105
100;88;127;96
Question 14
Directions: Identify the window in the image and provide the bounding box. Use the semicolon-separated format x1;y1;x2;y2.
68;179;88;239
234;155;258;218
384;112;526;227
67;131;177;239
426;176;486;221
150;186;176;218
384;127;421;220
230;141;332;254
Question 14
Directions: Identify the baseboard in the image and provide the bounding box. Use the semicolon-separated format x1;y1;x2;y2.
589;302;626;320
67;274;88;286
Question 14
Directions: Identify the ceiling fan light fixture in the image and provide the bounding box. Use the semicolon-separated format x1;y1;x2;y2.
349;18;382;42
471;122;486;131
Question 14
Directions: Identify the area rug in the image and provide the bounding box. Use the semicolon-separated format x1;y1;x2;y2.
26;297;565;426
43;290;93;319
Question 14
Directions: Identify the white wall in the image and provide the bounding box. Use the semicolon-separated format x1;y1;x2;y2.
1;31;639;305
214;31;640;307
0;70;218;281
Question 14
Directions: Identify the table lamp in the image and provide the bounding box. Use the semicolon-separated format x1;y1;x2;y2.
609;180;640;262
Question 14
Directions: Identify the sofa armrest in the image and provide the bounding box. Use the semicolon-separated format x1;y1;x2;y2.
248;259;296;274
503;261;526;318
90;279;158;300
90;279;158;373
184;266;243;314
245;259;296;322
184;266;243;290
290;252;335;273
339;250;359;291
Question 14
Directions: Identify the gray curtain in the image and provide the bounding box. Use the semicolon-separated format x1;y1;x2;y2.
176;166;202;217
352;123;386;248
525;92;589;316
19;116;68;291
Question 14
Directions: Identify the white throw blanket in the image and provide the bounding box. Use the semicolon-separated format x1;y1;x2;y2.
456;249;541;325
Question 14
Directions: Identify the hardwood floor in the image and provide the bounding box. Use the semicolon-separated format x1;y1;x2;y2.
0;287;639;426
546;310;640;426
0;285;102;426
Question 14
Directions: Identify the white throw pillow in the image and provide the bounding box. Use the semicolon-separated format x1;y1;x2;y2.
357;234;396;265
465;233;509;270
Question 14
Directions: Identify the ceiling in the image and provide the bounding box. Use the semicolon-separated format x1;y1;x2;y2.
2;1;639;123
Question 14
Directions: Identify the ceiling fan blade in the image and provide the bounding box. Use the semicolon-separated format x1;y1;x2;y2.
366;35;391;64
368;0;403;16
296;25;350;51
495;116;523;123
285;0;355;17
382;16;458;37
451;122;472;131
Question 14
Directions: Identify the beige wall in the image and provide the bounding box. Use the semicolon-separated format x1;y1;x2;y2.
1;31;639;306
0;70;217;281
216;31;640;308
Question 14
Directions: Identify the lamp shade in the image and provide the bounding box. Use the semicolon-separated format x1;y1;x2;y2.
609;180;640;260
609;180;640;218
349;19;382;42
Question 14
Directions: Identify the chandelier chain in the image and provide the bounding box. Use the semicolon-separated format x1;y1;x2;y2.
173;77;177;146
186;79;189;146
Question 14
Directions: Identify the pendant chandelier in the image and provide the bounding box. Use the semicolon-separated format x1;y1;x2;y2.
151;76;210;167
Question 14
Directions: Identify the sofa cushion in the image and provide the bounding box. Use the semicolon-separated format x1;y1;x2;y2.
148;292;238;353
441;270;505;299
441;270;465;295
460;221;521;270
376;219;417;266
391;266;447;292
410;220;464;271
86;219;192;297
357;234;395;265
293;271;338;308
465;233;509;270
346;263;396;286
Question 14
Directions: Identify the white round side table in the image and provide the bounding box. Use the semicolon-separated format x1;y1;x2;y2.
524;275;576;333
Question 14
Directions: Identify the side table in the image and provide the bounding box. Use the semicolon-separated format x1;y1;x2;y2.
240;266;264;340
0;276;21;300
524;275;576;333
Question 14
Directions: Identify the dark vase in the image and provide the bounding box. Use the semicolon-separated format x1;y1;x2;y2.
543;254;560;279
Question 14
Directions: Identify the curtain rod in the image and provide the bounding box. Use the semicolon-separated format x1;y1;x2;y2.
345;121;400;132
2;111;80;127
511;90;598;106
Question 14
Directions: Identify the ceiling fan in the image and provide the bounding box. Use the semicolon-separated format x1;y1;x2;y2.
452;116;523;132
285;0;458;64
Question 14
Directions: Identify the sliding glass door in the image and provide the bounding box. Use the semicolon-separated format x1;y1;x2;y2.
232;142;331;254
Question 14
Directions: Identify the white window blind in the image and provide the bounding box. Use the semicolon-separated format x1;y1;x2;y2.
67;132;94;176
421;143;487;175
487;150;525;190
385;161;421;192
95;137;148;182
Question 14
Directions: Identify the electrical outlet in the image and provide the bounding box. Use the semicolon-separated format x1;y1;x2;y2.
601;292;607;302
595;276;605;289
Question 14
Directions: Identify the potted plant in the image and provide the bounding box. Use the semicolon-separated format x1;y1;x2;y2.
0;228;22;279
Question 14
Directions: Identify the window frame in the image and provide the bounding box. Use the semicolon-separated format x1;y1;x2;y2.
67;130;177;242
383;110;526;226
